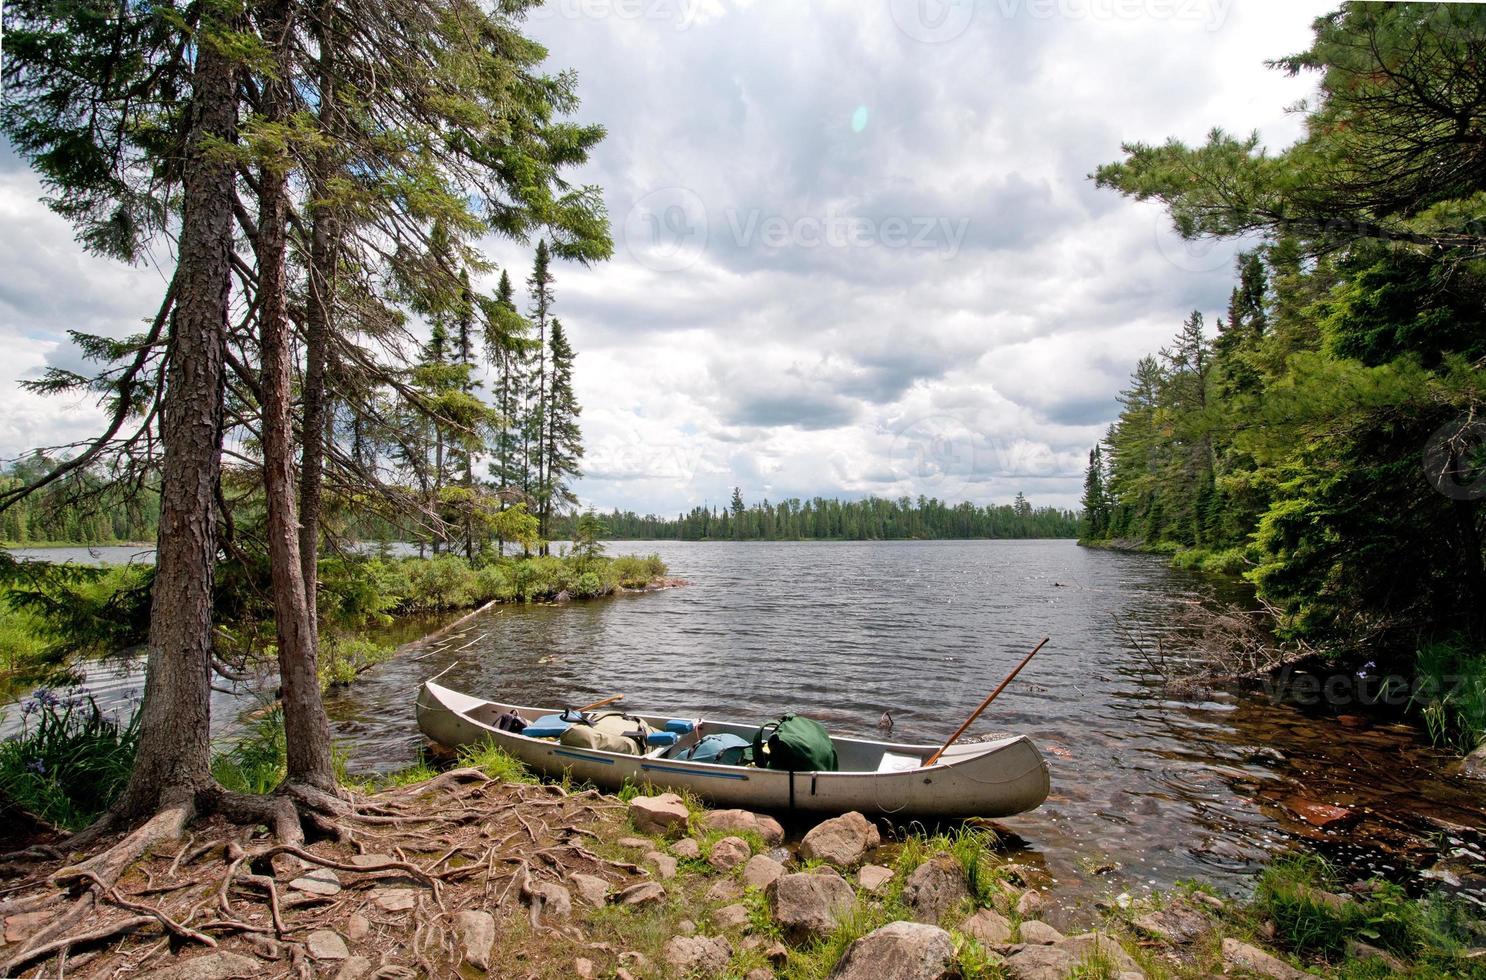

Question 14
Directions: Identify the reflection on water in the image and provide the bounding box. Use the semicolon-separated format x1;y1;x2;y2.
10;539;1485;907
325;539;1486;907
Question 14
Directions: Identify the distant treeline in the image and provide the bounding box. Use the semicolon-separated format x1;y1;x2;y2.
550;490;1078;541
1;456;159;545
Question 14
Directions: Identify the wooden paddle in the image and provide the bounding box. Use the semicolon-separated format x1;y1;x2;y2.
578;694;624;712
923;637;1049;767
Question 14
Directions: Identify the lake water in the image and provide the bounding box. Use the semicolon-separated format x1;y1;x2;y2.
10;539;1485;910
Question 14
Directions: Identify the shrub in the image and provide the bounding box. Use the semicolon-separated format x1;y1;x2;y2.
211;709;287;795
0;689;138;830
1412;640;1486;752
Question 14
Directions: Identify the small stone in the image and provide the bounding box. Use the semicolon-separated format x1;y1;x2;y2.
4;911;51;944
1221;938;1311;980
828;920;956;980
571;873;610;907
306;929;349;961
1280;796;1357;829
663;935;732;975
619;951;651;970
1015;888;1044;919
744;969;774;980
345;913;369;942
768;872;856;940
902;855;970;924
710;836;752;871
715;903;750;929
574;957;597;979
672;838;702;860
701;809;787;845
1133;898;1210;944
857;864;894;893
615;881;667;907
244;934;283;961
646;851;679;879
630;793;691;836
744;854;786;890
799;811;881;869
454;910;495;970
678;919;697;935
618;836;651;849
1346;940;1406;973
289;868;341;896
707;878;745;903
349;853;394;868
334;956;373;980
372;888;417;912
1003;944;1077;980
524;880;572;918
138;951;264;979
961;908;1013;945
1019;921;1065;945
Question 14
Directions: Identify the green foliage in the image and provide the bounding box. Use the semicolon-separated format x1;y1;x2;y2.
211;710;289;796
1412;641;1486;752
457;740;536;784
0;688;138;830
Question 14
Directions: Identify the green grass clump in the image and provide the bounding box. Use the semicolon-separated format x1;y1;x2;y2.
211;710;288;795
1412;640;1486;752
0;688;138;830
457;740;536;784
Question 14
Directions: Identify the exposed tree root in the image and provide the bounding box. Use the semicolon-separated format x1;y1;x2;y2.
0;768;638;978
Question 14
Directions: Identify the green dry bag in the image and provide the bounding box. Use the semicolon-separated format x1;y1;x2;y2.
751;714;837;772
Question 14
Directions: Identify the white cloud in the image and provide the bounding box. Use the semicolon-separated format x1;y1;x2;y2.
0;0;1336;512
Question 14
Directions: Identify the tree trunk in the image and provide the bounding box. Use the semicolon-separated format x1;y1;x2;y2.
259;0;336;791
299;0;339;636
112;35;238;820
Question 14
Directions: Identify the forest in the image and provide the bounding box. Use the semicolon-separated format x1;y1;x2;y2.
561;490;1078;541
1083;3;1486;744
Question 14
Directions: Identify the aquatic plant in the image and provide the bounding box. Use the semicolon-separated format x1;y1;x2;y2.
0;687;138;830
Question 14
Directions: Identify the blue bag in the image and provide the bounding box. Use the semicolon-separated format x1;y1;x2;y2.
676;733;753;766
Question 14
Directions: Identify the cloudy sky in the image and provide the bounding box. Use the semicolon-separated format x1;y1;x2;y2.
0;0;1336;515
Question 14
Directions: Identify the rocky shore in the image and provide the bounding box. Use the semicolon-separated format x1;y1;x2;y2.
2;756;1476;978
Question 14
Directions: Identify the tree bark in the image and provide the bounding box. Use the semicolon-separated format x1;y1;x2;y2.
112;32;238;820
260;0;336;791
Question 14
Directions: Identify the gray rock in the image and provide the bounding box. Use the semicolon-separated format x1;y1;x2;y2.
800;812;881;869
672;838;702;860
333;956;373;980
574;958;597;979
345;913;370;942
139;952;263;979
707;877;746;903
828;921;956;980
710;836;752;871
645;851;679;879
348;853;394;868
714;903;751;929
615;881;667;907
1221;938;1311;980
1133;898;1210;944
630;793;690;835
454;910;495;970
1004;944;1078;980
662;935;733;975
306;929;349;961
857;864;895;893
1018;921;1065;945
570;873;610;908
768;872;856;940
372;887;417;912
702;809;786;845
617;836;651;849
744;969;775;980
1461;742;1486;779
902;854;970;923
1015;888;1044;919
961;908;1013;944
288;868;342;896
524;880;572;918
744;854;786;890
1057;932;1145;976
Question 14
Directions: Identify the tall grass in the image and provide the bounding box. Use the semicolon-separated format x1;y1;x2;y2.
0;689;138;830
1412;640;1486;752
